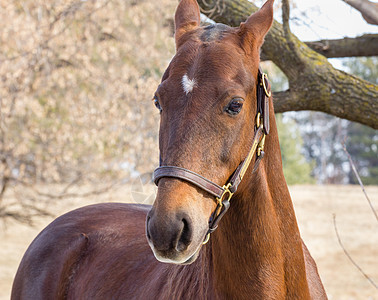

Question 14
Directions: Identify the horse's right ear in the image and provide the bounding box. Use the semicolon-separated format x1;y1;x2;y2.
174;0;201;48
238;0;274;53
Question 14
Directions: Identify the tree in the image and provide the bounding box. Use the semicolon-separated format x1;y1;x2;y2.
293;112;350;184
346;122;378;185
261;63;314;184
288;57;378;184
0;0;177;223
343;57;378;185
276;115;314;185
196;0;378;129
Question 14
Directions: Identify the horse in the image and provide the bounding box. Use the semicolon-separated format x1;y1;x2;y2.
11;0;327;299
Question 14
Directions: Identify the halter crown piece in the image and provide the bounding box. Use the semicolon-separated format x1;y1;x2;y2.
153;69;271;244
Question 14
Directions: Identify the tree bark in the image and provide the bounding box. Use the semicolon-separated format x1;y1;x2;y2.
303;35;378;58
197;0;378;129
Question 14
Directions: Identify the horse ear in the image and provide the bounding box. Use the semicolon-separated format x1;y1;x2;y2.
174;0;201;47
238;0;274;51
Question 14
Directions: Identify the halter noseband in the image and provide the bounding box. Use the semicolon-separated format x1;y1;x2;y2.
153;69;271;244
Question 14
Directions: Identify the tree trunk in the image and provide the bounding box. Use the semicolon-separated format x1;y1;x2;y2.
198;0;378;129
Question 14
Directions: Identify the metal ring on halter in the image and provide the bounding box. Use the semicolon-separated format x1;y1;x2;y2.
262;73;271;97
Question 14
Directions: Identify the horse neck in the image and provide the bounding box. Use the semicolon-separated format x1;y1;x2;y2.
208;109;311;299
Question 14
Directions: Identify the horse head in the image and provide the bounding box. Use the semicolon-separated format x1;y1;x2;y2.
146;0;274;264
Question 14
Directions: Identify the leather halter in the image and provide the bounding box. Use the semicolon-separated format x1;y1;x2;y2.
153;69;271;243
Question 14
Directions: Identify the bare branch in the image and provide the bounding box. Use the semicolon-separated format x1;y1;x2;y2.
34;181;120;200
0;0;111;63
333;214;378;289
60;174;83;194
0;202;53;226
0;157;10;204
301;34;378;58
341;143;378;222
0;176;9;203
282;0;291;34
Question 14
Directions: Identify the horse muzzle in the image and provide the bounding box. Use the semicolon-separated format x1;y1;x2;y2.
146;207;206;264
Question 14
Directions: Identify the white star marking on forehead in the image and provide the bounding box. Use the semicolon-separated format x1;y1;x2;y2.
182;74;197;95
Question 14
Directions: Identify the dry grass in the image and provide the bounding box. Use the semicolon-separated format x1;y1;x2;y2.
1;184;377;299
291;185;378;300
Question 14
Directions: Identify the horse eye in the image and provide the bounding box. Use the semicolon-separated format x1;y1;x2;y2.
225;98;244;115
153;96;162;113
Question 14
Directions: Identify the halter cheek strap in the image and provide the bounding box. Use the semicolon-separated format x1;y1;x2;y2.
153;69;271;243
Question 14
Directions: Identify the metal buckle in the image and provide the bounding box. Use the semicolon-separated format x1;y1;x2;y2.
216;182;234;206
203;199;231;245
255;113;265;157
262;73;271;97
257;133;266;157
203;183;234;245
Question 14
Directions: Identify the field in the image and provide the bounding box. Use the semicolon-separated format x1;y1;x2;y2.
1;184;377;299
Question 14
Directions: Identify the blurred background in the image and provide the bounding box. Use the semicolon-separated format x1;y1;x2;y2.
0;0;377;299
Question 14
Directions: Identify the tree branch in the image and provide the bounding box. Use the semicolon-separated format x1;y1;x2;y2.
333;214;378;289
304;34;378;58
282;0;291;34
197;0;378;129
260;34;378;60
342;0;378;25
342;143;378;222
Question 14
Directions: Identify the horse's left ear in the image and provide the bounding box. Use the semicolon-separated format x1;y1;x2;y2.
174;0;201;48
238;0;274;51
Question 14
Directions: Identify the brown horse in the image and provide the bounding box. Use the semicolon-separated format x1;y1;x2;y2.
11;0;327;299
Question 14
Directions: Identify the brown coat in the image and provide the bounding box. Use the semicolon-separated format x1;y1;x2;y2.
12;0;327;299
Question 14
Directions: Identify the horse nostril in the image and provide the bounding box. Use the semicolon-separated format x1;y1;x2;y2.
146;211;193;255
176;217;192;252
146;216;152;241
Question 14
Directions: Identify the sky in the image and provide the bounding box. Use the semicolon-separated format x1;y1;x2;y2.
252;0;377;39
287;0;377;41
254;0;378;69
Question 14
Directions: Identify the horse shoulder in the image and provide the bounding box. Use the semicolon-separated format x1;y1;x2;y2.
11;203;154;299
